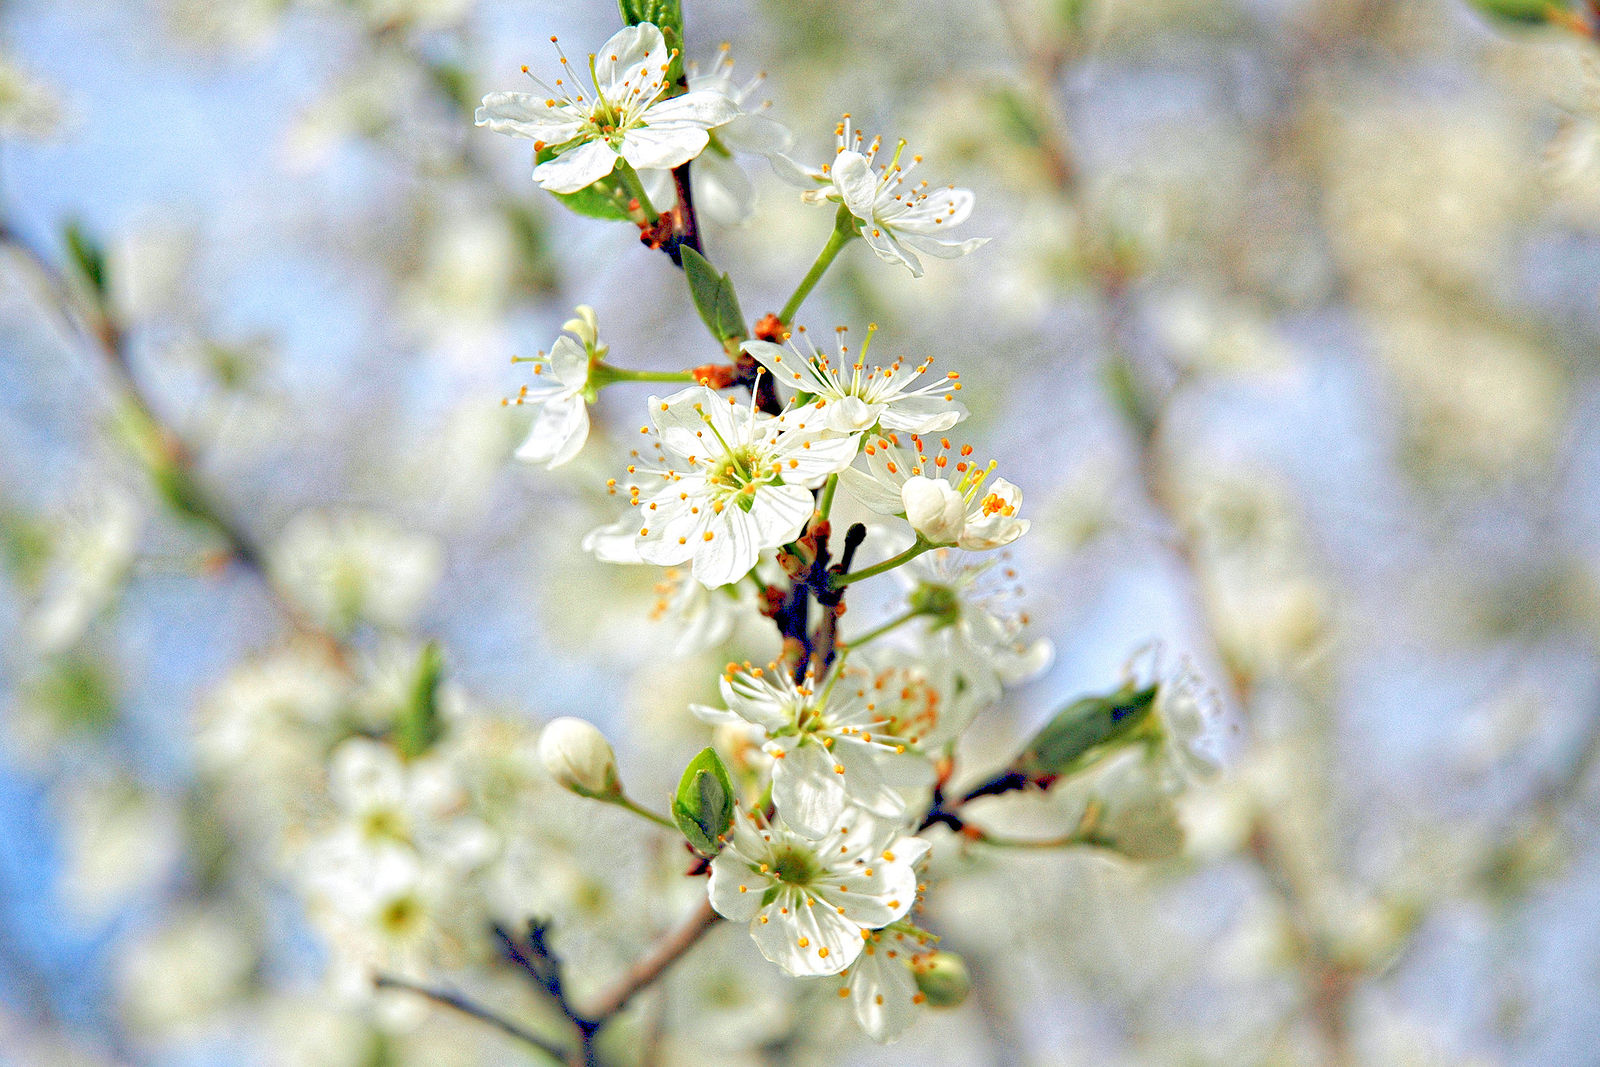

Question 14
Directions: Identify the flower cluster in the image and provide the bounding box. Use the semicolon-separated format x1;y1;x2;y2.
457;10;1217;1048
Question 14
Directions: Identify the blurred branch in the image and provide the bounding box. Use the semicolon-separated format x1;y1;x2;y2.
0;218;347;660
373;974;570;1063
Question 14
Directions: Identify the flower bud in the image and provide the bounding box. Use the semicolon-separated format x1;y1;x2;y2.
539;717;619;797
900;476;965;545
913;951;970;1008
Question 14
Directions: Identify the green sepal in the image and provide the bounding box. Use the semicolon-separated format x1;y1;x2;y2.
535;145;634;222
672;746;736;856
681;246;747;343
1013;682;1158;781
394;642;446;760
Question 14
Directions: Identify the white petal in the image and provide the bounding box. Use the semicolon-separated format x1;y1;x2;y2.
647;89;741;131
534;139;620;194
831;151;881;224
748;483;814;549
719;112;792;155
692;507;761;588
690;151;756;226
897;232;989;260
862;225;923;277
750;891;862;977
772;741;848;839
620;125;710;172
475;92;582;141
548;334;590;388
768;152;827;189
594;24;667;100
707;853;766;921
876;396;966;434
838;465;904;515
848;940;921;1043
514;395;589;468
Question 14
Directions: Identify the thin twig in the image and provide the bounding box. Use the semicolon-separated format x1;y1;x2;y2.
374;975;570;1062
580;898;721;1023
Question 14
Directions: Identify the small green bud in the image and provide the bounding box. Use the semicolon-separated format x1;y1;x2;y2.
913;951;971;1008
1014;682;1158;782
672;747;735;855
540;717;620;797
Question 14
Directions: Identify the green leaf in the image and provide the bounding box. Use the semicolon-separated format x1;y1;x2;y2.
1464;0;1564;25
395;642;446;760
534;145;634;222
63;220;107;298
681;246;746;343
1014;682;1158;781
672;747;735;856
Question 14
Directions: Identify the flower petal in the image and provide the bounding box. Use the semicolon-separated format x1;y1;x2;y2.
534;139;620;193
750;890;863;977
514;395;589;468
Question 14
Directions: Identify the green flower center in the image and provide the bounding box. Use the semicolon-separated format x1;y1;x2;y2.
771;845;821;887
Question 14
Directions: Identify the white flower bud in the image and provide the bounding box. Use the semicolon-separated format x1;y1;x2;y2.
900;476;965;544
538;717;618;797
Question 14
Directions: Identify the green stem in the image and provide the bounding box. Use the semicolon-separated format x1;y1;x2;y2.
613;160;657;220
844;606;925;651
829;536;935;590
816;473;840;524
592;362;698;386
610;792;678;831
779;204;857;324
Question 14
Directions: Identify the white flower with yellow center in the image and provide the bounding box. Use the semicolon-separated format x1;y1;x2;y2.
741;324;966;436
776;115;986;277
839;434;1028;550
597;386;856;589
691;663;933;838
707;808;928;977
475;24;739;194
505;306;603;469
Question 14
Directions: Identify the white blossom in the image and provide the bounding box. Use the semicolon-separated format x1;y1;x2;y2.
594;386;856;588
776;115;986;277
839;433;1029;550
507;306;603;468
639;44;793;225
476;24;739;194
741;324;965;436
270;511;442;632
691;663;932;838
707;809;927;977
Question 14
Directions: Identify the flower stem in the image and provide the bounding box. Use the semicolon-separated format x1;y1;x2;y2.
844;606;925;650
829;536;934;589
816;473;840;524
592;362;698;386
779;204;857;324
609;791;678;831
613;160;657;220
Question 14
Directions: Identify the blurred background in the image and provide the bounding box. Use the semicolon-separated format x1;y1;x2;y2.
3;0;1600;1063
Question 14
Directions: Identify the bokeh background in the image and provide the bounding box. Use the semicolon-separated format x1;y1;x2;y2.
3;0;1600;1063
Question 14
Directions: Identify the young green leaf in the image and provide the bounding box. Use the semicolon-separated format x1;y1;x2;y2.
680;246;746;343
672;746;735;856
